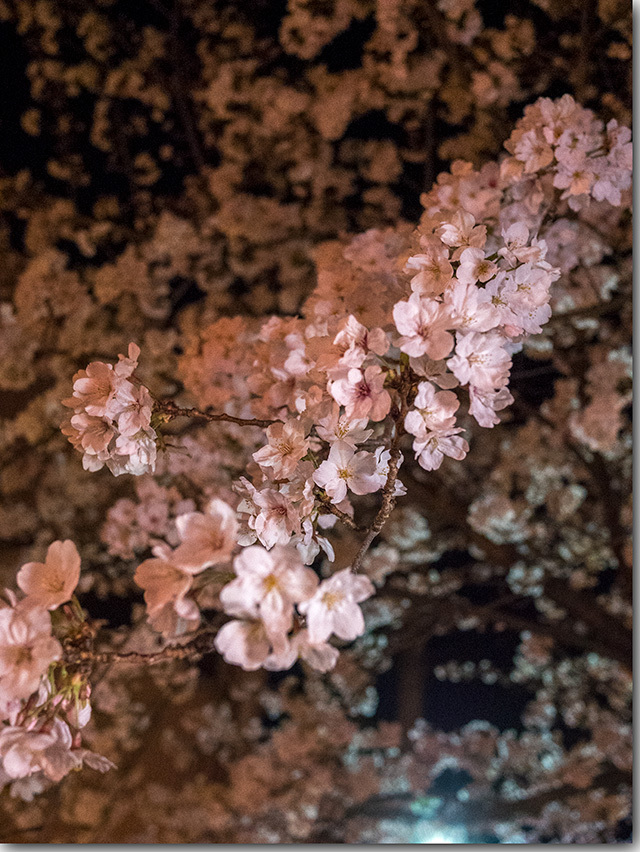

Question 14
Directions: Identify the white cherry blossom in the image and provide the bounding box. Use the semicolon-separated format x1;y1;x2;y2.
313;441;379;504
298;568;374;644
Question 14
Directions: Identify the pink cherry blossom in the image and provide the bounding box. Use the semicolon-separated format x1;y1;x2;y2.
456;246;498;285
110;382;154;437
298;568;374;644
313;441;379;504
172;498;238;572
444;279;498;333
62;344;157;477
513;128;554;172
413;429;470;471
250;489;301;549
448;330;512;390
110;430;157;477
262;629;340;673
292;629;340;672
469;385;514;428
315;406;373;447
114;342;141;378
333;315;389;367
404;240;453;295
404;382;459;439
214;619;272;671
371;447;406;496
0;719;78;783
66;361;116;417
17;540;81;611
70;412;115;456
252;419;310;479
436;210;487;260
393;293;454;360
330;365;391;422
134;544;197;626
220;544;317;643
0;600;61;702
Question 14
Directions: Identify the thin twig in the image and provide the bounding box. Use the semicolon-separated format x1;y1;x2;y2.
156;399;276;429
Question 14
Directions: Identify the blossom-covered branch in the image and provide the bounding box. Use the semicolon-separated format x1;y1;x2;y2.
1;95;631;808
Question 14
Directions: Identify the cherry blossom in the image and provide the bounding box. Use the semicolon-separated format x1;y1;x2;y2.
404;383;460;439
214;619;273;671
444;280;504;331
292;629;340;672
16;540;81;611
404;239;453;295
436;210;487;260
312;441;379;504
298;569;374;644
448;330;512;390
315;406;373;447
456;246;498;285
413;429;470;471
1;86;628;818
371;447;407;496
0;719;77;783
62;344;157;477
220;544;317;646
393;294;454;360
333;315;389;367
469;385;514;428
250;489;302;549
330;365;392;422
172;498;238;571
253;419;310;479
134;544;199;630
0;600;61;703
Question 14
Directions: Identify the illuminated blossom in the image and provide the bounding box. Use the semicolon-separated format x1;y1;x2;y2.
252;419;310;479
413;429;470;471
313;441;379;504
448;331;512;390
220;544;317;642
172;499;238;571
330;365;391;422
214;619;272;671
315;406;373;447
333;315;389;367
393;294;454;360
134;544;199;627
298;568;374;644
17;540;81;611
62;344;157;477
404;383;459;439
0;600;61;702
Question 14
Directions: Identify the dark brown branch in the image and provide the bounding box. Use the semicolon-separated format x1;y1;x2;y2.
156;399;276;429
350;381;410;572
350;444;403;572
64;628;219;668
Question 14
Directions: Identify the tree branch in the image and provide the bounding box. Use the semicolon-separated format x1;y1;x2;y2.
156;399;276;429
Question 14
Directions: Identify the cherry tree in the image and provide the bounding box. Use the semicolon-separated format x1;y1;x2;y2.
0;0;631;842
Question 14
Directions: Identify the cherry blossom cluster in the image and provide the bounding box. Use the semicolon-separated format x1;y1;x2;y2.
502;94;632;208
53;96;631;684
214;549;374;673
128;493;376;673
133;498;238;636
62;343;157;476
0;541;112;798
